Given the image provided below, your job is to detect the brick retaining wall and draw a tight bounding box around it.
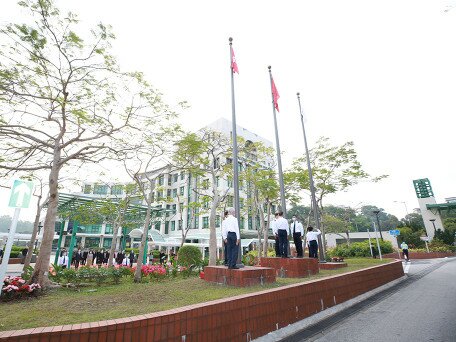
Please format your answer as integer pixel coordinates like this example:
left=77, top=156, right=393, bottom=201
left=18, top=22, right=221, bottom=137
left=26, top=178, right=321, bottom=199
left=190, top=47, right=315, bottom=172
left=383, top=252, right=455, bottom=259
left=0, top=261, right=404, bottom=342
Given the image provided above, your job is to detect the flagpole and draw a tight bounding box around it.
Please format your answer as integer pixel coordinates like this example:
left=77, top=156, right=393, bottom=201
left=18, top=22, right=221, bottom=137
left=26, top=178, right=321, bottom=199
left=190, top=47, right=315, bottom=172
left=296, top=92, right=325, bottom=262
left=268, top=66, right=287, bottom=217
left=229, top=37, right=242, bottom=265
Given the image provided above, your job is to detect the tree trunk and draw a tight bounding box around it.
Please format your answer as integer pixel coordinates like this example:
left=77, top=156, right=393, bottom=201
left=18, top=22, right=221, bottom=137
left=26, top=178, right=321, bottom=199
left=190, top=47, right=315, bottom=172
left=319, top=204, right=327, bottom=256
left=31, top=157, right=60, bottom=287
left=208, top=183, right=219, bottom=266
left=135, top=195, right=152, bottom=282
left=108, top=219, right=120, bottom=267
left=23, top=195, right=42, bottom=271
left=346, top=230, right=351, bottom=246
left=263, top=201, right=271, bottom=257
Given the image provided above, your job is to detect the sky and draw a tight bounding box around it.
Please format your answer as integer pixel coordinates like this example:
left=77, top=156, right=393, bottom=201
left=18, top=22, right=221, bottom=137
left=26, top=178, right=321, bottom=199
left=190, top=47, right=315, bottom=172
left=1, top=0, right=456, bottom=224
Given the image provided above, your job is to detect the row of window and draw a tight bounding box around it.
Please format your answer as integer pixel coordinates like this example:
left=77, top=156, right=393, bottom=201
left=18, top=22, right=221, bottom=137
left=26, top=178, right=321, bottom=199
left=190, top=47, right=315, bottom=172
left=158, top=172, right=186, bottom=186
left=83, top=184, right=124, bottom=196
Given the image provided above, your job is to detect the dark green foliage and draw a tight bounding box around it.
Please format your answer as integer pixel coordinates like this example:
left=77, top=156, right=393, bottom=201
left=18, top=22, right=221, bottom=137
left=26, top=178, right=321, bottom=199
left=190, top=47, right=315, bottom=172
left=434, top=229, right=455, bottom=246
left=177, top=245, right=202, bottom=268
left=397, top=227, right=425, bottom=248
left=328, top=240, right=393, bottom=258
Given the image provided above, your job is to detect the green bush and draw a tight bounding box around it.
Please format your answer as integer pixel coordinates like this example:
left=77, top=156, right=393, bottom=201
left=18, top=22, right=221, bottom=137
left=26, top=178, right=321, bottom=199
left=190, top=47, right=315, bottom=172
left=125, top=248, right=139, bottom=255
left=327, top=240, right=393, bottom=258
left=177, top=245, right=202, bottom=268
left=152, top=249, right=160, bottom=259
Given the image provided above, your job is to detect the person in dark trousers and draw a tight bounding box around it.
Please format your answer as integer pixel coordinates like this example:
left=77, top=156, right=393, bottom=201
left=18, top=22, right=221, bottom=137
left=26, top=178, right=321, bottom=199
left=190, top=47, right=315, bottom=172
left=103, top=250, right=110, bottom=265
left=74, top=249, right=82, bottom=269
left=96, top=250, right=103, bottom=267
left=401, top=241, right=410, bottom=262
left=271, top=213, right=280, bottom=257
left=129, top=250, right=135, bottom=268
left=274, top=212, right=289, bottom=258
left=221, top=207, right=240, bottom=269
left=290, top=215, right=304, bottom=257
left=306, top=226, right=321, bottom=259
left=82, top=250, right=88, bottom=265
left=116, top=250, right=125, bottom=265
left=223, top=210, right=229, bottom=266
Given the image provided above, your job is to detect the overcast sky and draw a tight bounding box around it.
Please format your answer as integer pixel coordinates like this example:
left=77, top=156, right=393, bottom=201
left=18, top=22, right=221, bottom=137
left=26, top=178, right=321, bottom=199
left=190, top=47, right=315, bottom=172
left=1, top=0, right=455, bottom=225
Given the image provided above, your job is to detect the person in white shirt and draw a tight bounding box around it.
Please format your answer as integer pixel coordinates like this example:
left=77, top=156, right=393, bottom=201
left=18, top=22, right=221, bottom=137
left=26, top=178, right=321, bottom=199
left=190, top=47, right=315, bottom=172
left=306, top=226, right=321, bottom=259
left=222, top=207, right=240, bottom=269
left=271, top=213, right=280, bottom=257
left=58, top=250, right=68, bottom=269
left=275, top=211, right=289, bottom=258
left=290, top=216, right=304, bottom=257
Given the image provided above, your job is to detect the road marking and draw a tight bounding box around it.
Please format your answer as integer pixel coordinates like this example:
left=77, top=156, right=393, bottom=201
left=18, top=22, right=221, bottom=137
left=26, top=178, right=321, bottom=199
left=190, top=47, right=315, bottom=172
left=403, top=263, right=411, bottom=274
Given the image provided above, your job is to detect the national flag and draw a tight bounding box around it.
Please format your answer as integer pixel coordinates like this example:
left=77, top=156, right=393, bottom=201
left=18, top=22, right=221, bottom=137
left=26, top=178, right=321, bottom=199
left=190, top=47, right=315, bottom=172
left=231, top=47, right=239, bottom=74
left=271, top=77, right=280, bottom=112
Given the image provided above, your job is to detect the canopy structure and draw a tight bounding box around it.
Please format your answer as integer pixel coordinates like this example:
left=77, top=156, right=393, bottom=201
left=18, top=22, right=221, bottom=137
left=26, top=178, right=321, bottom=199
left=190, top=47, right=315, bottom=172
left=426, top=202, right=456, bottom=215
left=53, top=193, right=166, bottom=222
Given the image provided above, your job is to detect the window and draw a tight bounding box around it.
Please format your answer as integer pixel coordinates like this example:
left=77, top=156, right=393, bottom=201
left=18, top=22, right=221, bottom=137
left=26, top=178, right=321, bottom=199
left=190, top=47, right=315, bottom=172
left=202, top=216, right=209, bottom=229
left=104, top=224, right=113, bottom=234
left=103, top=238, right=112, bottom=249
left=171, top=221, right=176, bottom=231
left=165, top=222, right=169, bottom=234
left=213, top=157, right=220, bottom=169
left=173, top=173, right=179, bottom=183
left=93, top=184, right=108, bottom=195
left=111, top=185, right=123, bottom=195
left=248, top=217, right=252, bottom=229
left=172, top=189, right=178, bottom=198
left=166, top=204, right=171, bottom=217
left=180, top=172, right=185, bottom=180
left=202, top=179, right=209, bottom=190
left=180, top=186, right=184, bottom=196
left=178, top=220, right=183, bottom=230
left=227, top=195, right=234, bottom=207
left=167, top=189, right=172, bottom=198
left=203, top=200, right=209, bottom=209
left=158, top=175, right=164, bottom=186
left=167, top=175, right=172, bottom=186
left=240, top=217, right=245, bottom=229
left=172, top=204, right=177, bottom=215
left=151, top=192, right=155, bottom=202
left=227, top=177, right=233, bottom=188
left=83, top=185, right=92, bottom=194
left=154, top=221, right=161, bottom=231
left=156, top=190, right=162, bottom=200
left=80, top=224, right=102, bottom=234
left=215, top=215, right=221, bottom=227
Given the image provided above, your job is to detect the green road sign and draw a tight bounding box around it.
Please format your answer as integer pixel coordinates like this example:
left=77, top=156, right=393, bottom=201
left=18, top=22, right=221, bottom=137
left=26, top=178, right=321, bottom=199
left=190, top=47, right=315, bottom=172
left=8, top=180, right=34, bottom=209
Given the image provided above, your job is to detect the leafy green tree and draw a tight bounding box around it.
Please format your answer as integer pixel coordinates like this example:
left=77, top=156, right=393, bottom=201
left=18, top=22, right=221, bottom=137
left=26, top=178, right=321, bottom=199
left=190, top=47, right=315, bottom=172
left=284, top=137, right=387, bottom=252
left=172, top=130, right=233, bottom=266
left=397, top=227, right=425, bottom=248
left=401, top=212, right=425, bottom=232
left=0, top=0, right=174, bottom=286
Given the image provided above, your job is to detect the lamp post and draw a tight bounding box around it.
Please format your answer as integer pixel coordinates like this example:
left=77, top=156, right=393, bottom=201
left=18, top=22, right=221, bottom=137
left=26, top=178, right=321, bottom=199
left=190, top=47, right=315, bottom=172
left=429, top=219, right=437, bottom=233
left=394, top=200, right=410, bottom=227
left=372, top=210, right=384, bottom=240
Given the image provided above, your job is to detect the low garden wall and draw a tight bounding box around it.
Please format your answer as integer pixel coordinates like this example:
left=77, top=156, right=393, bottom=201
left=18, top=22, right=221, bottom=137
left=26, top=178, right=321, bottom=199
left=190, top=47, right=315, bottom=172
left=383, top=252, right=455, bottom=259
left=0, top=260, right=404, bottom=342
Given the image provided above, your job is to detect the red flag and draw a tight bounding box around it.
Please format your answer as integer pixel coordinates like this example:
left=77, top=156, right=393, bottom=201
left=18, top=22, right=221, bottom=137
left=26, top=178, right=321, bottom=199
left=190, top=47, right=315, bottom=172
left=231, top=47, right=239, bottom=74
left=271, top=77, right=280, bottom=112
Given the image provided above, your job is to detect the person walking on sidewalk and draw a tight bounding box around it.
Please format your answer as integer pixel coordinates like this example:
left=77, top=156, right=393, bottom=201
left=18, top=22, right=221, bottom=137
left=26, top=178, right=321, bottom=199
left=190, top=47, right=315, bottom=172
left=290, top=216, right=304, bottom=257
left=222, top=207, right=240, bottom=269
left=401, top=241, right=410, bottom=262
left=306, top=226, right=321, bottom=259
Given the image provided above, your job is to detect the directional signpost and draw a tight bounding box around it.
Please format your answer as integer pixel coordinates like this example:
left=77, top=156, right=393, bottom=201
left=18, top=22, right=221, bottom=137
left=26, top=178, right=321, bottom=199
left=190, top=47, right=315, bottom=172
left=0, top=180, right=34, bottom=295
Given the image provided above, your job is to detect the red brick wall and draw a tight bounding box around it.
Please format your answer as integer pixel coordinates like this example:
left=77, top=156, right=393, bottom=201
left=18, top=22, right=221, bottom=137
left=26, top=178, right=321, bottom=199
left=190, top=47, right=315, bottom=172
left=259, top=257, right=319, bottom=277
left=383, top=252, right=455, bottom=259
left=7, top=258, right=21, bottom=265
left=0, top=261, right=404, bottom=342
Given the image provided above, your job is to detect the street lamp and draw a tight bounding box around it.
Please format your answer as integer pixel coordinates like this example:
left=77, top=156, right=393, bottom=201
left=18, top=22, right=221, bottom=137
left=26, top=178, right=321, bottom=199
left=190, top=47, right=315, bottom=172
left=429, top=219, right=437, bottom=233
left=372, top=210, right=384, bottom=240
left=394, top=201, right=410, bottom=227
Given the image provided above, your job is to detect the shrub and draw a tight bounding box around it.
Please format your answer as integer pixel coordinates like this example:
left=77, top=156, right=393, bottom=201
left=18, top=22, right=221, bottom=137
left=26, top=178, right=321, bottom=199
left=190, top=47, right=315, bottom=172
left=152, top=249, right=161, bottom=259
left=177, top=245, right=202, bottom=268
left=125, top=248, right=139, bottom=255
left=1, top=276, right=41, bottom=301
left=327, top=240, right=393, bottom=258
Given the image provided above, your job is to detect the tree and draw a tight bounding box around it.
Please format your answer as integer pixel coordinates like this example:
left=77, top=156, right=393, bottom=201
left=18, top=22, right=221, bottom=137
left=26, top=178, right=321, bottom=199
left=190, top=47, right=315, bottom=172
left=401, top=212, right=425, bottom=231
left=172, top=130, right=233, bottom=266
left=0, top=0, right=174, bottom=286
left=285, top=137, right=387, bottom=253
left=241, top=142, right=280, bottom=257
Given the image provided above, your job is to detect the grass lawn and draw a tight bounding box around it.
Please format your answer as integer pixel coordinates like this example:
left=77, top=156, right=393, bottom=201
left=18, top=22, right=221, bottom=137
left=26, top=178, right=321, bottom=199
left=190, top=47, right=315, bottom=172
left=0, top=258, right=391, bottom=331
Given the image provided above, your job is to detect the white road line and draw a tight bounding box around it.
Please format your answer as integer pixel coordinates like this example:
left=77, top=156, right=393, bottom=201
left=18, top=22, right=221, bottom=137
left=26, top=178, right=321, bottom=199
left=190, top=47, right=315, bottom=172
left=403, top=263, right=411, bottom=274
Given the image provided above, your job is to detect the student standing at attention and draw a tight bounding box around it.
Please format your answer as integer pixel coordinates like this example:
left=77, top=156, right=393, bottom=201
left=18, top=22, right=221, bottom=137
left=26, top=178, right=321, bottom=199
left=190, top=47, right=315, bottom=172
left=222, top=207, right=240, bottom=269
left=275, top=212, right=289, bottom=258
left=306, top=226, right=321, bottom=259
left=290, top=215, right=304, bottom=257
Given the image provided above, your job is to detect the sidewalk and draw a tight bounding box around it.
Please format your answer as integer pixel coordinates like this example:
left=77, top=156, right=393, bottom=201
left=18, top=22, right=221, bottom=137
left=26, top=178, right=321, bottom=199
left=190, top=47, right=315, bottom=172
left=3, top=254, right=56, bottom=276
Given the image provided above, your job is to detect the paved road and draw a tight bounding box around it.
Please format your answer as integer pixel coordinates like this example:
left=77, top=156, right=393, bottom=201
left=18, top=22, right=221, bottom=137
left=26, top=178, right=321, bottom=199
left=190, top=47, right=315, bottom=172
left=305, top=258, right=456, bottom=342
